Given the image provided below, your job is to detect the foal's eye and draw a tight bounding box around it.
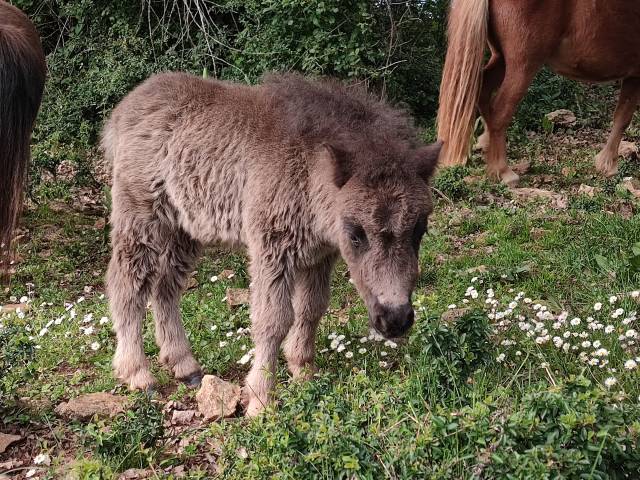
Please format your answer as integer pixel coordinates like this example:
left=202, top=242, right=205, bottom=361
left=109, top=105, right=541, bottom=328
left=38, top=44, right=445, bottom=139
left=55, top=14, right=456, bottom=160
left=347, top=224, right=368, bottom=250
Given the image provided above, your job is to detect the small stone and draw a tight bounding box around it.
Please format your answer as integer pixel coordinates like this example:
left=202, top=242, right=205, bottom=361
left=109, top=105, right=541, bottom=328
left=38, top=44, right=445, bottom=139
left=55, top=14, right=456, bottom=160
left=545, top=109, right=576, bottom=126
left=236, top=447, right=249, bottom=459
left=226, top=288, right=249, bottom=307
left=0, top=433, right=22, bottom=454
left=171, top=409, right=197, bottom=425
left=55, top=392, right=130, bottom=421
left=196, top=375, right=241, bottom=421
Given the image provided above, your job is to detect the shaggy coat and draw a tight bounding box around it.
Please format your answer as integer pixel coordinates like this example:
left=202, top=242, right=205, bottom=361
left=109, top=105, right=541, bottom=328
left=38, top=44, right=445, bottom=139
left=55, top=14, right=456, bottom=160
left=437, top=0, right=640, bottom=185
left=0, top=1, right=46, bottom=273
left=102, top=72, right=441, bottom=415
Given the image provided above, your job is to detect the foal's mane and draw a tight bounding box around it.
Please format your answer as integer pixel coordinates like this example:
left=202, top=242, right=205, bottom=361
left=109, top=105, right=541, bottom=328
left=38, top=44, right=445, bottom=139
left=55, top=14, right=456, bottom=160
left=263, top=73, right=419, bottom=158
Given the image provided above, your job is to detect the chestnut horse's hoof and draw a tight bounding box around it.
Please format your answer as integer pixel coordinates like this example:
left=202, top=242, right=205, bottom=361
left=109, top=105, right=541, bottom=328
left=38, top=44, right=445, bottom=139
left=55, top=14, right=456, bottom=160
left=595, top=152, right=619, bottom=177
left=500, top=169, right=520, bottom=187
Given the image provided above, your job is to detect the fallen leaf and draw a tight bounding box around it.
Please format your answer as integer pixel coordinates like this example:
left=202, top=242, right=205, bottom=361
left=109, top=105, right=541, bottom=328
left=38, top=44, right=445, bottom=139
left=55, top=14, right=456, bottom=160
left=621, top=177, right=640, bottom=198
left=577, top=184, right=600, bottom=198
left=619, top=141, right=638, bottom=158
left=0, top=433, right=22, bottom=454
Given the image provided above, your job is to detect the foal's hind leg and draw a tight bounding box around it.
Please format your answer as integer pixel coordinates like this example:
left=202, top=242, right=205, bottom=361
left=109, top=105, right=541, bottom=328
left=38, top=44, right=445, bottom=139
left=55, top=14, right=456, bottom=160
left=108, top=224, right=159, bottom=390
left=151, top=229, right=203, bottom=386
left=284, top=255, right=336, bottom=380
left=595, top=78, right=640, bottom=177
left=481, top=63, right=539, bottom=186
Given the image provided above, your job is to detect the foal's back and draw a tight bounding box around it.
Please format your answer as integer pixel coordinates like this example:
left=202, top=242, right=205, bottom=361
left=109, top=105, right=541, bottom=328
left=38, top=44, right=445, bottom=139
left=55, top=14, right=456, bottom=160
left=103, top=73, right=266, bottom=247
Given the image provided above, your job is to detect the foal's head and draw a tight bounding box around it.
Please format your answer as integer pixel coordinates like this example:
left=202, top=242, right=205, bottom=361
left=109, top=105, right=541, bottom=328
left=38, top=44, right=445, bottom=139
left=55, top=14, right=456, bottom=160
left=325, top=141, right=442, bottom=338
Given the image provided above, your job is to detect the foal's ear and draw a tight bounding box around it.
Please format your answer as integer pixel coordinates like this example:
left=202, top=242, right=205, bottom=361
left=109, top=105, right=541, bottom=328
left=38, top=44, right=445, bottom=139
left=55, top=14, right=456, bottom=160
left=323, top=143, right=353, bottom=188
left=411, top=140, right=443, bottom=182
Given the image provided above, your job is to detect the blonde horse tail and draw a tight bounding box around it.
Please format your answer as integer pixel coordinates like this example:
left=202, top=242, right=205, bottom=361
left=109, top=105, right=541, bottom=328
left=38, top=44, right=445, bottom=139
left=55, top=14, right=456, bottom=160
left=436, top=0, right=489, bottom=167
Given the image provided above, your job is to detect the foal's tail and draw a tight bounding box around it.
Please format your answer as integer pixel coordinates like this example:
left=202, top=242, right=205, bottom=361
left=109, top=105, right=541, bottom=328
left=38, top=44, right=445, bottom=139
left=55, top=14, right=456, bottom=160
left=0, top=8, right=46, bottom=272
left=436, top=0, right=489, bottom=167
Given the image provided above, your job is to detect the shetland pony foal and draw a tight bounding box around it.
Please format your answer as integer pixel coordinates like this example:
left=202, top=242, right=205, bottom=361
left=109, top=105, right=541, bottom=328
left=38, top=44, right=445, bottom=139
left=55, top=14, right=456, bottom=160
left=103, top=73, right=441, bottom=415
left=437, top=0, right=640, bottom=185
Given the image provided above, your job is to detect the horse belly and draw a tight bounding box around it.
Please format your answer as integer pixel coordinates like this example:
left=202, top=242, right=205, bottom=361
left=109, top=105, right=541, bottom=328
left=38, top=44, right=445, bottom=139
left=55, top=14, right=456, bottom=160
left=549, top=44, right=640, bottom=83
left=548, top=3, right=640, bottom=82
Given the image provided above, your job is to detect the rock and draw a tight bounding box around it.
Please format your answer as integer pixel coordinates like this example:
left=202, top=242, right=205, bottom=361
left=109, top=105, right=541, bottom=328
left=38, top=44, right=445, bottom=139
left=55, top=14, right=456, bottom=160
left=0, top=303, right=30, bottom=315
left=545, top=109, right=576, bottom=126
left=226, top=288, right=249, bottom=307
left=621, top=177, right=640, bottom=198
left=0, top=433, right=21, bottom=454
left=196, top=375, right=241, bottom=420
left=55, top=392, right=130, bottom=421
left=577, top=184, right=600, bottom=198
left=619, top=140, right=638, bottom=158
left=511, top=188, right=568, bottom=210
left=171, top=409, right=197, bottom=425
left=187, top=276, right=199, bottom=290
left=441, top=308, right=471, bottom=324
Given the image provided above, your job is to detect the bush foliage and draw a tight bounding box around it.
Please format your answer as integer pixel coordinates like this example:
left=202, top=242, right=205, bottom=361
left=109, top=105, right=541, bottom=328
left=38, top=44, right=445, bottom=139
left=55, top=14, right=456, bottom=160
left=14, top=0, right=603, bottom=185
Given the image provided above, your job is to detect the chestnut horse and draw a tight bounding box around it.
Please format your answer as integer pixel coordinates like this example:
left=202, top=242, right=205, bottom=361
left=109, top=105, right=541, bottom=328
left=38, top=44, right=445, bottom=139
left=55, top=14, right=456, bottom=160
left=0, top=1, right=46, bottom=271
left=437, top=0, right=640, bottom=185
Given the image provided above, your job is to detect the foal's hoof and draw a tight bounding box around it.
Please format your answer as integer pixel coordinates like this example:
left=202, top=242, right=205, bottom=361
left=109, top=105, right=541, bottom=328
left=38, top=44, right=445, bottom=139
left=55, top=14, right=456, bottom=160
left=180, top=372, right=203, bottom=388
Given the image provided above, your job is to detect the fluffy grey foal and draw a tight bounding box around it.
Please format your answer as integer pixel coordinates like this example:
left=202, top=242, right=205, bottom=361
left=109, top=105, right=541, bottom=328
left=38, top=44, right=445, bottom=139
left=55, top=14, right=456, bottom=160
left=102, top=72, right=441, bottom=416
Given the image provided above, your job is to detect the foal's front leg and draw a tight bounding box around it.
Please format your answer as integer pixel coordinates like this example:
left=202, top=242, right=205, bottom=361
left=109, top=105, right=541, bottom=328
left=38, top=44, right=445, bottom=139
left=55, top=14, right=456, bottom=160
left=244, top=258, right=295, bottom=417
left=284, top=255, right=336, bottom=380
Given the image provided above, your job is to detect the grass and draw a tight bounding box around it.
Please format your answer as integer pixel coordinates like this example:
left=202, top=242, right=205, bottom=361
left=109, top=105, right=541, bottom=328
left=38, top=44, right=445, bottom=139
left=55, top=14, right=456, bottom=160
left=2, top=130, right=640, bottom=479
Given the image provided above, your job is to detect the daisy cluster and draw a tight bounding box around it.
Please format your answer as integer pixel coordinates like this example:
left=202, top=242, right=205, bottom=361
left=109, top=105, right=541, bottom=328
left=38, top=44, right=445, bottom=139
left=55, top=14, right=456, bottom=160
left=318, top=330, right=400, bottom=368
left=1, top=285, right=110, bottom=353
left=457, top=276, right=640, bottom=390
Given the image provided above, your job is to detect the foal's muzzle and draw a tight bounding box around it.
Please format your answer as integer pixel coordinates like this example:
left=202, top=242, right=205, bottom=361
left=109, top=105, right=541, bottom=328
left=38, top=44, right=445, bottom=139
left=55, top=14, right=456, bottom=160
left=371, top=302, right=415, bottom=339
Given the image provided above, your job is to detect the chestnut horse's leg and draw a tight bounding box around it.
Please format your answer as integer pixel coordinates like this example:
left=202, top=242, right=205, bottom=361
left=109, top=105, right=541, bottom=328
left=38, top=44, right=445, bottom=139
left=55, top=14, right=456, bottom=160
left=595, top=78, right=640, bottom=177
left=481, top=63, right=540, bottom=186
left=283, top=254, right=336, bottom=380
left=244, top=255, right=295, bottom=417
left=476, top=54, right=506, bottom=152
left=150, top=229, right=203, bottom=386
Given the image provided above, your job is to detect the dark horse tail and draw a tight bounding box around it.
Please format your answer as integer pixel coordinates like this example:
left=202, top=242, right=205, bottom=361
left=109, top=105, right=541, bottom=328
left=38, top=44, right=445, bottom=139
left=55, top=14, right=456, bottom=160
left=0, top=2, right=46, bottom=274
